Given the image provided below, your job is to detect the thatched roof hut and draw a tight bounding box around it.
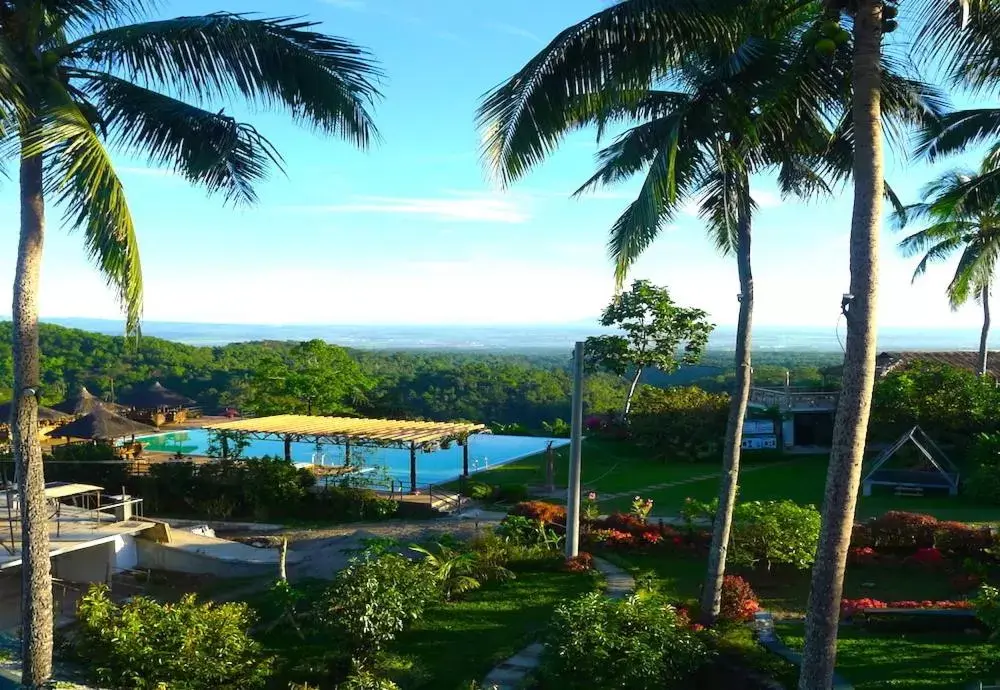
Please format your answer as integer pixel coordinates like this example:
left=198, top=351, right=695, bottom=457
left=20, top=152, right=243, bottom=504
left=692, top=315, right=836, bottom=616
left=121, top=381, right=195, bottom=410
left=0, top=402, right=71, bottom=425
left=53, top=386, right=123, bottom=416
left=48, top=406, right=156, bottom=441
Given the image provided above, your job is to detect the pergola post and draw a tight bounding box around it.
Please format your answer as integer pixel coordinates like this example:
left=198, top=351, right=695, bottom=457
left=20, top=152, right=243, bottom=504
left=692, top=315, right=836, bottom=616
left=345, top=438, right=351, bottom=466
left=284, top=435, right=292, bottom=462
left=409, top=442, right=417, bottom=494
left=462, top=440, right=469, bottom=477
left=221, top=434, right=229, bottom=460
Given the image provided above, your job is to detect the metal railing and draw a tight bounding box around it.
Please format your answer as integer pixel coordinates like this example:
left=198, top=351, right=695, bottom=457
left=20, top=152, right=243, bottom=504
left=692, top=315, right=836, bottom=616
left=749, top=387, right=840, bottom=411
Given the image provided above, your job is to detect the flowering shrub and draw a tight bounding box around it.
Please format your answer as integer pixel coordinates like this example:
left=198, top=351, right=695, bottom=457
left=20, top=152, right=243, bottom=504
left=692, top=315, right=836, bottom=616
left=638, top=529, right=663, bottom=545
left=847, top=546, right=879, bottom=566
left=510, top=501, right=566, bottom=530
left=719, top=575, right=760, bottom=622
left=933, top=521, right=995, bottom=558
left=582, top=492, right=601, bottom=521
left=540, top=592, right=712, bottom=690
left=631, top=496, right=654, bottom=522
left=906, top=547, right=945, bottom=567
left=840, top=597, right=973, bottom=620
left=589, top=529, right=636, bottom=547
left=564, top=552, right=594, bottom=573
left=599, top=512, right=648, bottom=532
left=867, top=511, right=939, bottom=550
left=850, top=522, right=873, bottom=548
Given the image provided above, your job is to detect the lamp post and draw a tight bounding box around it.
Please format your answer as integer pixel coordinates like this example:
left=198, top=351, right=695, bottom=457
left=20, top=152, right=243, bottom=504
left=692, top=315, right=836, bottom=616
left=566, top=341, right=584, bottom=558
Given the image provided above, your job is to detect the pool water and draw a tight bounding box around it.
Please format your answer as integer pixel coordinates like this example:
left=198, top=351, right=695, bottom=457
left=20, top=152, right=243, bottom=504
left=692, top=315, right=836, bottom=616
left=134, top=429, right=568, bottom=485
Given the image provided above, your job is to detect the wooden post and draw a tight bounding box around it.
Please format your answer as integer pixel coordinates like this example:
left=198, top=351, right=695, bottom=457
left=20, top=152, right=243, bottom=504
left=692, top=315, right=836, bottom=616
left=545, top=441, right=555, bottom=493
left=566, top=341, right=584, bottom=558
left=345, top=438, right=351, bottom=466
left=462, top=440, right=469, bottom=477
left=221, top=434, right=229, bottom=460
left=284, top=435, right=292, bottom=462
left=410, top=442, right=417, bottom=494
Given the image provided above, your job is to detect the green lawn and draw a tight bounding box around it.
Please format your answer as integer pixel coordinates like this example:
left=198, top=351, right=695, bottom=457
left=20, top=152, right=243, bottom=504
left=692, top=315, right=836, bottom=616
left=470, top=439, right=1000, bottom=522
left=778, top=624, right=994, bottom=688
left=383, top=569, right=600, bottom=689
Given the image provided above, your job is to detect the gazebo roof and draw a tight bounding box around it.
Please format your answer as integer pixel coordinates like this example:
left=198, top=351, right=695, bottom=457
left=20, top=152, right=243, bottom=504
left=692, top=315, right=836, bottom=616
left=204, top=414, right=485, bottom=447
left=0, top=402, right=70, bottom=424
left=53, top=386, right=123, bottom=416
left=49, top=406, right=157, bottom=441
left=120, top=381, right=195, bottom=410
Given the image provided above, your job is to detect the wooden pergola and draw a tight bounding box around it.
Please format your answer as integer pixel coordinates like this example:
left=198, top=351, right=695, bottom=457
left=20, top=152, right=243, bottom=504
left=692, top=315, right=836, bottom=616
left=204, top=415, right=486, bottom=493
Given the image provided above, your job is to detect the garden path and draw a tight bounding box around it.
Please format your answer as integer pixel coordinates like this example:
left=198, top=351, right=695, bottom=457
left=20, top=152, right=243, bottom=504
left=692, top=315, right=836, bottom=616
left=480, top=557, right=635, bottom=690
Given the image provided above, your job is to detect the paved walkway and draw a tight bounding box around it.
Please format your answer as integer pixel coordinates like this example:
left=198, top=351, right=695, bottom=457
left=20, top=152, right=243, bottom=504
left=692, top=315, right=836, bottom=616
left=594, top=459, right=796, bottom=504
left=480, top=556, right=635, bottom=690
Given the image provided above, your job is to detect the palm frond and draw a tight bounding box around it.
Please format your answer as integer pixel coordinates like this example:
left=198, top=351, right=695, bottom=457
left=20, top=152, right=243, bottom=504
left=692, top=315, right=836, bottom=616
left=476, top=0, right=737, bottom=187
left=75, top=70, right=282, bottom=205
left=916, top=108, right=1000, bottom=160
left=23, top=99, right=143, bottom=335
left=65, top=12, right=381, bottom=146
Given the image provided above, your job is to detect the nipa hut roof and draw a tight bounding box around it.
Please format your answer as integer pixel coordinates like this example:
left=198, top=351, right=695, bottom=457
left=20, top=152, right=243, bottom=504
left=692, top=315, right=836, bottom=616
left=121, top=381, right=195, bottom=410
left=48, top=406, right=157, bottom=441
left=0, top=401, right=70, bottom=424
left=53, top=386, right=124, bottom=416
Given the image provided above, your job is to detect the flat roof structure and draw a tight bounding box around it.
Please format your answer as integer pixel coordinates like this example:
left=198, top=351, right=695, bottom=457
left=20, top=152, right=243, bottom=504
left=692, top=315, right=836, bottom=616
left=205, top=415, right=487, bottom=492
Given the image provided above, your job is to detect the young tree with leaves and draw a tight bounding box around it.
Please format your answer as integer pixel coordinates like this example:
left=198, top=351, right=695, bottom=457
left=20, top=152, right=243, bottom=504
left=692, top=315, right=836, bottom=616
left=0, top=3, right=380, bottom=685
left=584, top=280, right=712, bottom=420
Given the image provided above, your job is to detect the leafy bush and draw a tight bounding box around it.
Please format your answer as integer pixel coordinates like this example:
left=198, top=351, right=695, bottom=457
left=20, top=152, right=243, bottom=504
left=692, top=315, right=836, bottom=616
left=539, top=592, right=712, bottom=689
left=629, top=386, right=730, bottom=461
left=463, top=480, right=493, bottom=499
left=338, top=667, right=400, bottom=690
left=934, top=521, right=994, bottom=558
left=564, top=552, right=594, bottom=573
left=410, top=541, right=514, bottom=600
left=867, top=511, right=939, bottom=551
left=509, top=501, right=566, bottom=529
left=719, top=575, right=760, bottom=622
left=75, top=585, right=271, bottom=689
left=317, top=550, right=439, bottom=661
left=729, top=500, right=821, bottom=570
left=497, top=515, right=563, bottom=550
left=494, top=483, right=529, bottom=504
left=966, top=433, right=1000, bottom=505
left=974, top=584, right=1000, bottom=637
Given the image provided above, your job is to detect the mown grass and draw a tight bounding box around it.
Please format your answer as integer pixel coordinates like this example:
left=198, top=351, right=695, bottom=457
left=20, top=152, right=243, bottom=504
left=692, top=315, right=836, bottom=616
left=470, top=438, right=1000, bottom=522
left=383, top=569, right=600, bottom=690
left=778, top=623, right=994, bottom=688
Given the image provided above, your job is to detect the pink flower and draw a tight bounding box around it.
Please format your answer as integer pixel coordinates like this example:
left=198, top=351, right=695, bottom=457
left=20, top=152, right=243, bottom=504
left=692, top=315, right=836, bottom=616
left=634, top=495, right=640, bottom=501
left=587, top=492, right=597, bottom=500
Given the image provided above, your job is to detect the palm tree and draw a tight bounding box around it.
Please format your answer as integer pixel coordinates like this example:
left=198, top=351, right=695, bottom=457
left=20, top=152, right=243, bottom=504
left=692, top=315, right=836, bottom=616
left=799, top=0, right=969, bottom=686
left=1, top=3, right=380, bottom=685
left=478, top=0, right=855, bottom=625
left=894, top=167, right=1000, bottom=375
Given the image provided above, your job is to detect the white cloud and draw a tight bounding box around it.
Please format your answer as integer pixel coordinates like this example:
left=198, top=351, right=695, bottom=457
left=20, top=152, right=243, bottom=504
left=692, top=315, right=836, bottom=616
left=285, top=193, right=529, bottom=223
left=752, top=189, right=782, bottom=208
left=490, top=23, right=542, bottom=43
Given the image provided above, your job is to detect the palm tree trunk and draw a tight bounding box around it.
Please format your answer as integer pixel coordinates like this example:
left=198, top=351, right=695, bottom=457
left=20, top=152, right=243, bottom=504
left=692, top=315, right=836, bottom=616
left=980, top=287, right=990, bottom=376
left=799, top=3, right=883, bottom=688
left=623, top=367, right=643, bottom=420
left=14, top=150, right=54, bottom=687
left=700, top=173, right=753, bottom=625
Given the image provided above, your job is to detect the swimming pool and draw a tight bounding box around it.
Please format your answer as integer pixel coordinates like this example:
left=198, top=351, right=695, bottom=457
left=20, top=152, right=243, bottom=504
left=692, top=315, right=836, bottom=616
left=134, top=429, right=568, bottom=485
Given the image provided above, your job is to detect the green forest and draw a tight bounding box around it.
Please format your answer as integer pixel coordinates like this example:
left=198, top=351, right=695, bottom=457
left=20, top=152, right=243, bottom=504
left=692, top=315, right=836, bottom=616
left=0, top=322, right=844, bottom=429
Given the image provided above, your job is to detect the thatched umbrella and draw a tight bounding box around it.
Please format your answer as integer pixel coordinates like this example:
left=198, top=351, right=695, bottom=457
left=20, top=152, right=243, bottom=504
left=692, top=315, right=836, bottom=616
left=53, top=386, right=123, bottom=416
left=0, top=401, right=70, bottom=425
left=121, top=381, right=195, bottom=410
left=48, top=406, right=157, bottom=441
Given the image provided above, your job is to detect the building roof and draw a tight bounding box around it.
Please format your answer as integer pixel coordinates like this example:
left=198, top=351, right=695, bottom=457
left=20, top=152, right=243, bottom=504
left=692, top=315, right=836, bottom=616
left=204, top=414, right=486, bottom=446
left=48, top=406, right=157, bottom=441
left=53, top=386, right=125, bottom=416
left=0, top=401, right=70, bottom=424
left=120, top=381, right=195, bottom=410
left=876, top=351, right=1000, bottom=379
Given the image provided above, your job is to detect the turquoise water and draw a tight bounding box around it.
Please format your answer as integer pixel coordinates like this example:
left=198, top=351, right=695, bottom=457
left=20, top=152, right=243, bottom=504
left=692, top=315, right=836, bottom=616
left=135, top=429, right=568, bottom=485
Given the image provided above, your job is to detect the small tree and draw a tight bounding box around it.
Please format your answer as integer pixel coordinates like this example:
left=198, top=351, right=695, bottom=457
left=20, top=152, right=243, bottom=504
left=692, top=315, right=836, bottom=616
left=585, top=280, right=713, bottom=420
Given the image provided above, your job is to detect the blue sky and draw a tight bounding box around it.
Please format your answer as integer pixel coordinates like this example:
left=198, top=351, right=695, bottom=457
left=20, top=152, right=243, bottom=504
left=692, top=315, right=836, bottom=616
left=0, top=0, right=994, bottom=335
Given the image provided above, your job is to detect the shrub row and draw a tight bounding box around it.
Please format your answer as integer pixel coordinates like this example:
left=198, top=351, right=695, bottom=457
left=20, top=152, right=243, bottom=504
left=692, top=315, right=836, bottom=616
left=852, top=511, right=994, bottom=557
left=840, top=597, right=974, bottom=620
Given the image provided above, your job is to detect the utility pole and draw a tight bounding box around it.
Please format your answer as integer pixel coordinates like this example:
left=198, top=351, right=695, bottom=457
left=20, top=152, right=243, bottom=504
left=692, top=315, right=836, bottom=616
left=566, top=341, right=584, bottom=558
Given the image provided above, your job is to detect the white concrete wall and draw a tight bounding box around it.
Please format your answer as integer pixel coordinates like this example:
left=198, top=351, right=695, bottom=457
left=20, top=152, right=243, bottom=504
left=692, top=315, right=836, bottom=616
left=782, top=419, right=795, bottom=448
left=113, top=534, right=138, bottom=572
left=52, top=543, right=113, bottom=583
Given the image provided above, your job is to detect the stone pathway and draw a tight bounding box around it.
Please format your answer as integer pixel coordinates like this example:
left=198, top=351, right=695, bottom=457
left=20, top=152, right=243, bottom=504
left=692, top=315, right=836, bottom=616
left=480, top=556, right=635, bottom=690
left=594, top=460, right=796, bottom=504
